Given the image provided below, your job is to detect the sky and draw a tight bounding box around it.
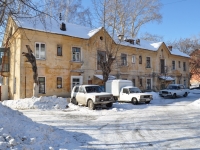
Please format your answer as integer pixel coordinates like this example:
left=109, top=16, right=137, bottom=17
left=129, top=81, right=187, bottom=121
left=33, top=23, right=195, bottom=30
left=82, top=0, right=200, bottom=42
left=1, top=90, right=200, bottom=149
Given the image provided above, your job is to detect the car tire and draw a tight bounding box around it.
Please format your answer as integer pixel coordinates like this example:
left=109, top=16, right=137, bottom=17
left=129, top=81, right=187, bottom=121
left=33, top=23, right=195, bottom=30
left=172, top=93, right=176, bottom=99
left=106, top=102, right=113, bottom=108
left=183, top=92, right=188, bottom=97
left=145, top=101, right=150, bottom=104
left=132, top=98, right=138, bottom=105
left=88, top=100, right=95, bottom=110
left=71, top=97, right=78, bottom=105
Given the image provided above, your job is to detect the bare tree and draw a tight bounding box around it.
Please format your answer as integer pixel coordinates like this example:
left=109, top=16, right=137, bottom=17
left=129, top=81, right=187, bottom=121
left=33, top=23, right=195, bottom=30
left=190, top=49, right=200, bottom=82
left=167, top=37, right=200, bottom=55
left=43, top=0, right=93, bottom=28
left=92, top=0, right=162, bottom=38
left=140, top=32, right=163, bottom=42
left=22, top=45, right=38, bottom=97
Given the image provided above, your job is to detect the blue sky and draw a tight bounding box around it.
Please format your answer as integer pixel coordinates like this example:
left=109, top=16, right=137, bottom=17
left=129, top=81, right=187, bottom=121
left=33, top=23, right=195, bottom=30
left=82, top=0, right=200, bottom=42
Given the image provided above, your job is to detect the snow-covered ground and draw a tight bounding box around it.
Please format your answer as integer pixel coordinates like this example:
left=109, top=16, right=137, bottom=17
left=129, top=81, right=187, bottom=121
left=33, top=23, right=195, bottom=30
left=1, top=90, right=200, bottom=150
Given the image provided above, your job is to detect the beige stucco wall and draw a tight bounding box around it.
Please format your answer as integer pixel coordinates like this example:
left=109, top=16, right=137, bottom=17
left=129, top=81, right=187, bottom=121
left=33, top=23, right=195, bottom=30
left=5, top=19, right=190, bottom=99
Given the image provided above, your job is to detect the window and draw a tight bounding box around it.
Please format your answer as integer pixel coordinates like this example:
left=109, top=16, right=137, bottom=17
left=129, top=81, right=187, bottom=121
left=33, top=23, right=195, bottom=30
left=132, top=55, right=135, bottom=63
left=139, top=56, right=142, bottom=64
left=35, top=43, right=45, bottom=59
left=121, top=53, right=127, bottom=66
left=160, top=59, right=165, bottom=73
left=146, top=57, right=151, bottom=68
left=72, top=47, right=81, bottom=61
left=57, top=45, right=62, bottom=56
left=172, top=60, right=175, bottom=70
left=146, top=79, right=151, bottom=90
left=140, top=78, right=142, bottom=86
left=178, top=61, right=181, bottom=68
left=184, top=79, right=187, bottom=87
left=183, top=62, right=186, bottom=71
left=123, top=88, right=129, bottom=94
left=57, top=77, right=62, bottom=88
left=132, top=79, right=135, bottom=86
left=97, top=50, right=106, bottom=70
left=71, top=76, right=83, bottom=90
left=38, top=77, right=45, bottom=94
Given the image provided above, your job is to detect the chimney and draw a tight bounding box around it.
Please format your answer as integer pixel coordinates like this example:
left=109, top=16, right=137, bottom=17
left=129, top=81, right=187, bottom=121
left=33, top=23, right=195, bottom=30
left=60, top=22, right=66, bottom=31
left=136, top=39, right=140, bottom=45
left=168, top=46, right=172, bottom=51
left=118, top=34, right=124, bottom=41
left=125, top=39, right=135, bottom=44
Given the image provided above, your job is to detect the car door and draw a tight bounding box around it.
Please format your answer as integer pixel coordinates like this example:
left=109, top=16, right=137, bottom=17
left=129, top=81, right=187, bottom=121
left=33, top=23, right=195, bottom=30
left=76, top=86, right=87, bottom=105
left=120, top=88, right=130, bottom=101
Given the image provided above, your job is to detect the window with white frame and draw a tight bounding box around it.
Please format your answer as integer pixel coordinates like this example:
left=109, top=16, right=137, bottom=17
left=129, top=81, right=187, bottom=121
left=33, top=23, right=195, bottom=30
left=71, top=76, right=83, bottom=90
left=35, top=43, right=46, bottom=59
left=38, top=77, right=45, bottom=94
left=57, top=77, right=62, bottom=88
left=132, top=55, right=135, bottom=63
left=72, top=47, right=81, bottom=61
left=146, top=57, right=151, bottom=68
left=121, top=53, right=127, bottom=66
left=172, top=60, right=175, bottom=70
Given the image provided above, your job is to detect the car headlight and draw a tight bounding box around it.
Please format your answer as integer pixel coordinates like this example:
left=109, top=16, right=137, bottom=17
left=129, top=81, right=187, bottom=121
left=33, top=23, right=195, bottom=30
left=95, top=96, right=100, bottom=102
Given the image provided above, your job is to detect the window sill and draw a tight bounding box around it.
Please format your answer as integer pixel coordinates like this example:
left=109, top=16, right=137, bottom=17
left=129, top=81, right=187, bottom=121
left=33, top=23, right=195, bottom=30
left=70, top=60, right=84, bottom=64
left=39, top=93, right=46, bottom=94
left=36, top=58, right=46, bottom=60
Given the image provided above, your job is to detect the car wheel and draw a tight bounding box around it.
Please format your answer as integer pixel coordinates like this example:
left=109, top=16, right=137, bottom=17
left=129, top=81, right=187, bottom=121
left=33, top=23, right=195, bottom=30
left=183, top=92, right=188, bottom=97
left=88, top=100, right=95, bottom=110
left=145, top=101, right=150, bottom=104
left=132, top=98, right=138, bottom=105
left=106, top=102, right=113, bottom=108
left=71, top=97, right=78, bottom=105
left=172, top=93, right=176, bottom=99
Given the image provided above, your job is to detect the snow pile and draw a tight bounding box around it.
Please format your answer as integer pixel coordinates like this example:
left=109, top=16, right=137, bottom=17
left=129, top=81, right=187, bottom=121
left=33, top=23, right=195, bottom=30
left=0, top=103, right=77, bottom=149
left=2, top=96, right=68, bottom=110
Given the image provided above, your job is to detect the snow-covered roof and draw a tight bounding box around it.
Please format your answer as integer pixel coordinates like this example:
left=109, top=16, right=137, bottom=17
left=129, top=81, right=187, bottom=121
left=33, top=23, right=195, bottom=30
left=94, top=75, right=116, bottom=80
left=170, top=48, right=190, bottom=58
left=14, top=17, right=101, bottom=39
left=12, top=17, right=190, bottom=58
left=159, top=76, right=175, bottom=81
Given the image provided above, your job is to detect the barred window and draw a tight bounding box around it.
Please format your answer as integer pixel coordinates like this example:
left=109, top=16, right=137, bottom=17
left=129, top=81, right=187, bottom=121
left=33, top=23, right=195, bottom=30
left=121, top=53, right=127, bottom=66
left=57, top=77, right=62, bottom=88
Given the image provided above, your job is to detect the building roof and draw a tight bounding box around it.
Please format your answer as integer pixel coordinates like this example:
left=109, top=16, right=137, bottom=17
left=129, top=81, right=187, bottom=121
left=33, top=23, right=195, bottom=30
left=13, top=17, right=189, bottom=58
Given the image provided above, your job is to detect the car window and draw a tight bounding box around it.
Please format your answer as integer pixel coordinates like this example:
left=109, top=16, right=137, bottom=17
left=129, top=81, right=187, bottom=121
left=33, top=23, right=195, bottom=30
left=123, top=88, right=129, bottom=94
left=79, top=87, right=85, bottom=93
left=85, top=86, right=102, bottom=93
left=74, top=87, right=79, bottom=92
left=129, top=88, right=141, bottom=93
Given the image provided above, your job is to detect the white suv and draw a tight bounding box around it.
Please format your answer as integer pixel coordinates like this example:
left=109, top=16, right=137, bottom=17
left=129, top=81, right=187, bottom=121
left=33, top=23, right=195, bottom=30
left=71, top=85, right=114, bottom=110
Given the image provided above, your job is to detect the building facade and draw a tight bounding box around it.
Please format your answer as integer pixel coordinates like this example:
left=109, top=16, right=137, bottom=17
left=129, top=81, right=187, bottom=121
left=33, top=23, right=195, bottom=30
left=1, top=17, right=190, bottom=99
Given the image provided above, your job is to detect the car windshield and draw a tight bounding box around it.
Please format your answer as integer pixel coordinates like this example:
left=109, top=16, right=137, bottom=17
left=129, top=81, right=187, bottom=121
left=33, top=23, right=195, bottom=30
left=167, top=85, right=178, bottom=89
left=85, top=86, right=103, bottom=93
left=129, top=88, right=141, bottom=93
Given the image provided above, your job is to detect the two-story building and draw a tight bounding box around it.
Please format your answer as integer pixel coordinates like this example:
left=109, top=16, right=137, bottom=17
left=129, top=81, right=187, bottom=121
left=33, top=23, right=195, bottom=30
left=1, top=16, right=190, bottom=99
